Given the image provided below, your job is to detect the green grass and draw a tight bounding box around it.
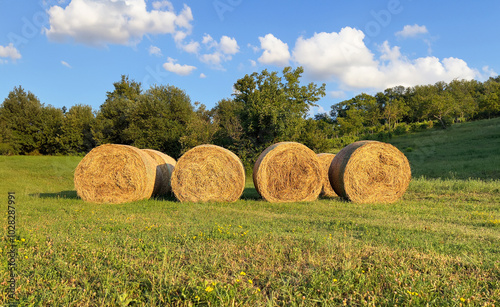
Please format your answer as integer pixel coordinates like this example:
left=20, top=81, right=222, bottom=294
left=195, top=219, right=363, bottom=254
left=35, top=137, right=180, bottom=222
left=1, top=119, right=500, bottom=306
left=389, top=117, right=500, bottom=180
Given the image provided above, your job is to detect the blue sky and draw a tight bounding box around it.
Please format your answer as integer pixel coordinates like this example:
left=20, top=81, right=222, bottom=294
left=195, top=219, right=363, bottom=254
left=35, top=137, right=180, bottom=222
left=1, top=0, right=499, bottom=115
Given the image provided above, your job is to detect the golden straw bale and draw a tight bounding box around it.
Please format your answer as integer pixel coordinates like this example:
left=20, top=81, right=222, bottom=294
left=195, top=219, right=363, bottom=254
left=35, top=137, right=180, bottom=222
left=170, top=144, right=245, bottom=202
left=74, top=144, right=156, bottom=204
left=317, top=153, right=337, bottom=197
left=329, top=140, right=411, bottom=204
left=142, top=149, right=176, bottom=196
left=253, top=142, right=322, bottom=203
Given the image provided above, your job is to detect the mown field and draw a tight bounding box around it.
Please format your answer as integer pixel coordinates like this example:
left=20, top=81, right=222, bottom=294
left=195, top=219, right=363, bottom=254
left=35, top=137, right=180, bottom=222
left=1, top=118, right=500, bottom=306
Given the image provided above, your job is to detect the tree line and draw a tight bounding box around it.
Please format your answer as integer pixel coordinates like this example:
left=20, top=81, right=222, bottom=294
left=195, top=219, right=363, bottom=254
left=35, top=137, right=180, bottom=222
left=1, top=67, right=500, bottom=169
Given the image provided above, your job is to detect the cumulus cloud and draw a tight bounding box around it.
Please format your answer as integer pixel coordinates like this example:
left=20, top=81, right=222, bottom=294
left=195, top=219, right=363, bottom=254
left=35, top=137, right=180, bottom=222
left=199, top=34, right=239, bottom=68
left=44, top=0, right=194, bottom=47
left=258, top=34, right=290, bottom=67
left=292, top=27, right=483, bottom=91
left=0, top=43, right=21, bottom=62
left=163, top=57, right=196, bottom=76
left=149, top=45, right=162, bottom=56
left=180, top=40, right=200, bottom=54
left=395, top=24, right=428, bottom=38
left=61, top=60, right=72, bottom=68
left=199, top=73, right=207, bottom=78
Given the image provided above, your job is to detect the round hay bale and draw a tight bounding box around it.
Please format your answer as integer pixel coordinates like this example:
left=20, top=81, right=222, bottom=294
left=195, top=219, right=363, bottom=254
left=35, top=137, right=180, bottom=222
left=74, top=144, right=157, bottom=204
left=317, top=153, right=337, bottom=197
left=171, top=144, right=245, bottom=202
left=329, top=140, right=411, bottom=204
left=142, top=149, right=176, bottom=196
left=253, top=142, right=322, bottom=203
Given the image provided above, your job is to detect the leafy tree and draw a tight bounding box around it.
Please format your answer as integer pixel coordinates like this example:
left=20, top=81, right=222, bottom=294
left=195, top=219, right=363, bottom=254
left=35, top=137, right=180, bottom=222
left=92, top=75, right=142, bottom=145
left=38, top=105, right=64, bottom=155
left=61, top=104, right=95, bottom=154
left=0, top=86, right=44, bottom=154
left=298, top=118, right=333, bottom=153
left=123, top=84, right=194, bottom=159
left=212, top=98, right=244, bottom=148
left=425, top=82, right=456, bottom=129
left=477, top=78, right=500, bottom=119
left=180, top=102, right=218, bottom=153
left=233, top=66, right=325, bottom=162
left=448, top=79, right=478, bottom=121
left=377, top=86, right=409, bottom=131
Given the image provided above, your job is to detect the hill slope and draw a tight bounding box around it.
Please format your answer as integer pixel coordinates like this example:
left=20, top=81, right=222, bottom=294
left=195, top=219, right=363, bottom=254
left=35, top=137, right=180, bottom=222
left=388, top=117, right=500, bottom=180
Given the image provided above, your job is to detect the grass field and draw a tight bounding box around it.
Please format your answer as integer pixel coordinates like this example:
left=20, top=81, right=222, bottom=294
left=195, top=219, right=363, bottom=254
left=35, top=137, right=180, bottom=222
left=1, top=118, right=499, bottom=306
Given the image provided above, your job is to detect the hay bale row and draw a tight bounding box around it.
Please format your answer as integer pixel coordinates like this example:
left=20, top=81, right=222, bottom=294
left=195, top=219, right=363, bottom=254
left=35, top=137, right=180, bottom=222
left=329, top=140, right=411, bottom=204
left=74, top=144, right=175, bottom=204
left=74, top=140, right=410, bottom=204
left=171, top=144, right=245, bottom=202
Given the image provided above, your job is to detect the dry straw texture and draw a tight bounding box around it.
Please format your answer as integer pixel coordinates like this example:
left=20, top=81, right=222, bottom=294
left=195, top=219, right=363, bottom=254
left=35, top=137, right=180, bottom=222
left=329, top=140, right=411, bottom=204
left=142, top=149, right=176, bottom=196
left=74, top=144, right=157, bottom=204
left=317, top=153, right=337, bottom=197
left=170, top=144, right=245, bottom=202
left=253, top=142, right=322, bottom=203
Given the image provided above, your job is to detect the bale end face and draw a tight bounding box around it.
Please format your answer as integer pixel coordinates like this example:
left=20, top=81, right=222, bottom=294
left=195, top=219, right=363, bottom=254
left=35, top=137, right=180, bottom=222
left=74, top=144, right=157, bottom=204
left=171, top=144, right=245, bottom=202
left=329, top=140, right=411, bottom=203
left=253, top=142, right=322, bottom=203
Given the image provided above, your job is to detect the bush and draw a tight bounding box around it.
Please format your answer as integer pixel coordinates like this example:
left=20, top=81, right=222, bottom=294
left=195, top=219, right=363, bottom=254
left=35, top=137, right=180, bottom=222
left=0, top=143, right=15, bottom=155
left=394, top=123, right=410, bottom=135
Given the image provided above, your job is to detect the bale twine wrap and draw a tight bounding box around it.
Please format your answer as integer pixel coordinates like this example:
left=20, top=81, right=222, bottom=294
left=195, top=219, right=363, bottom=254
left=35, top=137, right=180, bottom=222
left=170, top=144, right=245, bottom=202
left=253, top=142, right=322, bottom=203
left=74, top=144, right=157, bottom=204
left=329, top=140, right=411, bottom=204
left=141, top=149, right=176, bottom=196
left=317, top=153, right=337, bottom=197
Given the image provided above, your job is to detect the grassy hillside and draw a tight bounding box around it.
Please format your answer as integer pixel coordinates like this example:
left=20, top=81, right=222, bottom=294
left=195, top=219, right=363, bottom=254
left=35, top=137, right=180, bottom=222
left=0, top=119, right=499, bottom=306
left=388, top=117, right=500, bottom=180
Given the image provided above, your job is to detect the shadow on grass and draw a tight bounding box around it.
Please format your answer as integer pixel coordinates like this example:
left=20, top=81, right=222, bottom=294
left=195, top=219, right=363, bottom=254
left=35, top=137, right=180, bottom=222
left=241, top=186, right=261, bottom=200
left=34, top=190, right=79, bottom=199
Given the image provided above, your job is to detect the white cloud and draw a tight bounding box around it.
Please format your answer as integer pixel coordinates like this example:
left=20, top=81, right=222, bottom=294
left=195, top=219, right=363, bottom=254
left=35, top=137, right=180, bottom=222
left=248, top=43, right=260, bottom=53
left=292, top=27, right=484, bottom=91
left=219, top=36, right=239, bottom=54
left=163, top=57, right=196, bottom=76
left=148, top=45, right=162, bottom=56
left=0, top=43, right=21, bottom=62
left=200, top=34, right=239, bottom=68
left=180, top=40, right=200, bottom=54
left=249, top=59, right=257, bottom=67
left=199, top=73, right=207, bottom=78
left=293, top=27, right=376, bottom=80
left=395, top=24, right=428, bottom=38
left=44, top=0, right=194, bottom=47
left=258, top=34, right=290, bottom=67
left=61, top=60, right=72, bottom=68
left=152, top=0, right=173, bottom=11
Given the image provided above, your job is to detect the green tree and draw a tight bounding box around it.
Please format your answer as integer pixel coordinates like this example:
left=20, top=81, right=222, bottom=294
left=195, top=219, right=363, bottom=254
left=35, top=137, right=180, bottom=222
left=38, top=105, right=64, bottom=155
left=0, top=86, right=44, bottom=154
left=61, top=104, right=95, bottom=154
left=448, top=79, right=478, bottom=121
left=478, top=78, right=500, bottom=119
left=123, top=84, right=194, bottom=159
left=92, top=75, right=142, bottom=145
left=426, top=82, right=456, bottom=129
left=233, top=66, right=325, bottom=163
left=377, top=86, right=409, bottom=131
left=180, top=102, right=218, bottom=153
